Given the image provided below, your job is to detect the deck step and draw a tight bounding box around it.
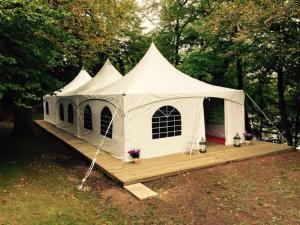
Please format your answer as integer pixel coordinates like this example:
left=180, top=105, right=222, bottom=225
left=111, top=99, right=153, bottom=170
left=35, top=120, right=293, bottom=186
left=124, top=183, right=158, bottom=200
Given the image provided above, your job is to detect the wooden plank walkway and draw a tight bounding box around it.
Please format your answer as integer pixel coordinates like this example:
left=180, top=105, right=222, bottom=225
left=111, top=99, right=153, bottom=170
left=35, top=120, right=293, bottom=186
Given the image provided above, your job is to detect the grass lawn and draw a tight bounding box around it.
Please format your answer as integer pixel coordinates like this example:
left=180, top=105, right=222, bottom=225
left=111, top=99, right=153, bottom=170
left=0, top=118, right=299, bottom=225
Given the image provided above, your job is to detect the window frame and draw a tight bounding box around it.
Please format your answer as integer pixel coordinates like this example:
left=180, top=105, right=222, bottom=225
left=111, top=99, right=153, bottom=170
left=152, top=105, right=181, bottom=139
left=45, top=101, right=49, bottom=115
left=59, top=103, right=64, bottom=121
left=67, top=104, right=74, bottom=124
left=100, top=106, right=113, bottom=138
left=83, top=105, right=93, bottom=130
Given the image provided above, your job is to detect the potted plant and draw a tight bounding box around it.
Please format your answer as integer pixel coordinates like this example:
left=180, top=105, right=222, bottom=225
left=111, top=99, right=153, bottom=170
left=128, top=148, right=141, bottom=163
left=243, top=132, right=253, bottom=146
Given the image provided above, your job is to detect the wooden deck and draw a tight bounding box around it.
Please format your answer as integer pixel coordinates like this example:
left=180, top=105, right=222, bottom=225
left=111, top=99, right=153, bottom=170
left=35, top=120, right=293, bottom=186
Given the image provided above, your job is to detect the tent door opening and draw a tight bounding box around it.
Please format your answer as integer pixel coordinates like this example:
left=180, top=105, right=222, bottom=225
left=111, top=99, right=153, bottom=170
left=204, top=97, right=225, bottom=145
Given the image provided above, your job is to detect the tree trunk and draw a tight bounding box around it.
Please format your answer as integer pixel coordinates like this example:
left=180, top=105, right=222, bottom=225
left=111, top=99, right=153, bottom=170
left=293, top=64, right=300, bottom=146
left=0, top=99, right=3, bottom=121
left=244, top=107, right=252, bottom=133
left=13, top=106, right=33, bottom=136
left=236, top=56, right=243, bottom=89
left=295, top=106, right=300, bottom=146
left=236, top=55, right=252, bottom=132
left=277, top=67, right=293, bottom=145
left=173, top=19, right=181, bottom=66
left=258, top=75, right=264, bottom=140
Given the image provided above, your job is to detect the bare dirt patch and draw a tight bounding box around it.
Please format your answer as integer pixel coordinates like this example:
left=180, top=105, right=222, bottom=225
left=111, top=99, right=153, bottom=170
left=2, top=122, right=299, bottom=225
left=90, top=151, right=300, bottom=225
left=140, top=151, right=300, bottom=225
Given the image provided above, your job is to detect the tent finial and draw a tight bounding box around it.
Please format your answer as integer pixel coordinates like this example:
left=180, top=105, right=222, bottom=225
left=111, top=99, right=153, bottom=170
left=150, top=36, right=156, bottom=46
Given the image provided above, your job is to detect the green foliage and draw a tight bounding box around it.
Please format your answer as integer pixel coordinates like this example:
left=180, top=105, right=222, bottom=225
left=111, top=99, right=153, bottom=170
left=0, top=0, right=140, bottom=108
left=181, top=0, right=299, bottom=143
left=144, top=0, right=299, bottom=144
left=108, top=14, right=152, bottom=74
left=0, top=0, right=81, bottom=107
left=0, top=0, right=299, bottom=143
left=147, top=0, right=206, bottom=65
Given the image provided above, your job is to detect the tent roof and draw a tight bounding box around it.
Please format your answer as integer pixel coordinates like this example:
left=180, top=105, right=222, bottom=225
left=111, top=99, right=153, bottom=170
left=55, top=69, right=92, bottom=96
left=65, top=60, right=122, bottom=96
left=86, top=43, right=244, bottom=104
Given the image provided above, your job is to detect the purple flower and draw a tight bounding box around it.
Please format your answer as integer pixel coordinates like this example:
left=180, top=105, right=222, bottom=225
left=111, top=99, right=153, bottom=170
left=128, top=148, right=140, bottom=158
left=243, top=132, right=253, bottom=140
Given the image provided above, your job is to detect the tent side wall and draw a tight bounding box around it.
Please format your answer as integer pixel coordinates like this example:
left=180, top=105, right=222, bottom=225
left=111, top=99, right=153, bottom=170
left=77, top=99, right=125, bottom=160
left=55, top=97, right=78, bottom=135
left=43, top=97, right=50, bottom=122
left=123, top=97, right=205, bottom=161
left=43, top=96, right=56, bottom=125
left=224, top=100, right=245, bottom=145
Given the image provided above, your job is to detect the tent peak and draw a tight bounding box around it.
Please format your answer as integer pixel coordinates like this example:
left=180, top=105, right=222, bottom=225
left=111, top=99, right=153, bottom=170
left=150, top=41, right=156, bottom=47
left=105, top=59, right=112, bottom=65
left=64, top=58, right=122, bottom=95
left=94, top=59, right=122, bottom=78
left=55, top=69, right=92, bottom=96
left=147, top=42, right=162, bottom=56
left=80, top=68, right=88, bottom=73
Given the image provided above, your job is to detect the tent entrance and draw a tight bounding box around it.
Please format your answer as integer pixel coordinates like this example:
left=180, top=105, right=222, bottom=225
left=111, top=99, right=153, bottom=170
left=204, top=98, right=225, bottom=145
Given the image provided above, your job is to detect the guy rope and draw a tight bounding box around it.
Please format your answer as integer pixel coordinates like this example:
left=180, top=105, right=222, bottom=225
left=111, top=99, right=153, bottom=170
left=77, top=101, right=121, bottom=191
left=245, top=92, right=288, bottom=144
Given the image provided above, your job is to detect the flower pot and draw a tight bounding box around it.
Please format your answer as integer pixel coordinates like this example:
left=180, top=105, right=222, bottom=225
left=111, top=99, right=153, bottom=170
left=245, top=140, right=252, bottom=146
left=132, top=158, right=141, bottom=164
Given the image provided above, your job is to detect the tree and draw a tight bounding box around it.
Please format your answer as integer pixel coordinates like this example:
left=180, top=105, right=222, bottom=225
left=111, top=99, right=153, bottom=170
left=60, top=0, right=139, bottom=69
left=146, top=0, right=208, bottom=65
left=0, top=0, right=81, bottom=134
left=197, top=0, right=300, bottom=145
left=0, top=0, right=139, bottom=134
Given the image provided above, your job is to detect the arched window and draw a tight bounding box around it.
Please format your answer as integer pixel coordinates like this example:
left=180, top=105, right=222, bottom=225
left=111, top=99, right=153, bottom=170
left=59, top=103, right=64, bottom=121
left=45, top=101, right=49, bottom=115
left=152, top=106, right=181, bottom=139
left=67, top=104, right=74, bottom=124
left=84, top=105, right=92, bottom=130
left=100, top=107, right=112, bottom=138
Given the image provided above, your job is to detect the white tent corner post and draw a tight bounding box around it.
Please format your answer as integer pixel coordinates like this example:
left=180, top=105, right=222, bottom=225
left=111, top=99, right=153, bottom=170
left=224, top=100, right=245, bottom=145
left=75, top=100, right=81, bottom=138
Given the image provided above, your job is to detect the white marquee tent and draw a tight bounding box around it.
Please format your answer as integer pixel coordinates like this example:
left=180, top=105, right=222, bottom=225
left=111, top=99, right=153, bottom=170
left=43, top=69, right=92, bottom=125
left=74, top=43, right=245, bottom=162
left=54, top=60, right=123, bottom=136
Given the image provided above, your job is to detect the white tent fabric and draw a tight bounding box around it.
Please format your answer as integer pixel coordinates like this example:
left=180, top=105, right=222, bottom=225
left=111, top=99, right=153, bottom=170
left=64, top=60, right=123, bottom=96
left=75, top=43, right=245, bottom=162
left=54, top=60, right=123, bottom=136
left=43, top=69, right=91, bottom=125
left=79, top=44, right=243, bottom=109
left=55, top=69, right=92, bottom=96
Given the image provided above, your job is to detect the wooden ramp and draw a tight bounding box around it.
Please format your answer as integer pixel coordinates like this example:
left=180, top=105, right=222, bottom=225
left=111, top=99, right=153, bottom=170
left=124, top=183, right=158, bottom=200
left=35, top=120, right=293, bottom=186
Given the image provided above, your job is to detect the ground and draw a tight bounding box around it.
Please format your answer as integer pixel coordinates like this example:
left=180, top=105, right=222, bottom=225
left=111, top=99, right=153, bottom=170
left=0, top=117, right=299, bottom=225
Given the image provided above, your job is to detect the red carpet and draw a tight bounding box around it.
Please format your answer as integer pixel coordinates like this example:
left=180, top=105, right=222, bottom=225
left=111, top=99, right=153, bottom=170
left=206, top=135, right=225, bottom=145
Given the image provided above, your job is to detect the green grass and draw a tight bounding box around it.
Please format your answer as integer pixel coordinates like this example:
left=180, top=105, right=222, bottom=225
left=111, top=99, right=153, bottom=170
left=0, top=121, right=127, bottom=225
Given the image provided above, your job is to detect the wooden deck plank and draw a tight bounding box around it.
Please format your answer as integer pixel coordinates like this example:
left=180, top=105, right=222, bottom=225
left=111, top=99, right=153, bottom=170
left=119, top=149, right=288, bottom=175
left=111, top=143, right=287, bottom=175
left=35, top=120, right=294, bottom=186
left=124, top=183, right=158, bottom=200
